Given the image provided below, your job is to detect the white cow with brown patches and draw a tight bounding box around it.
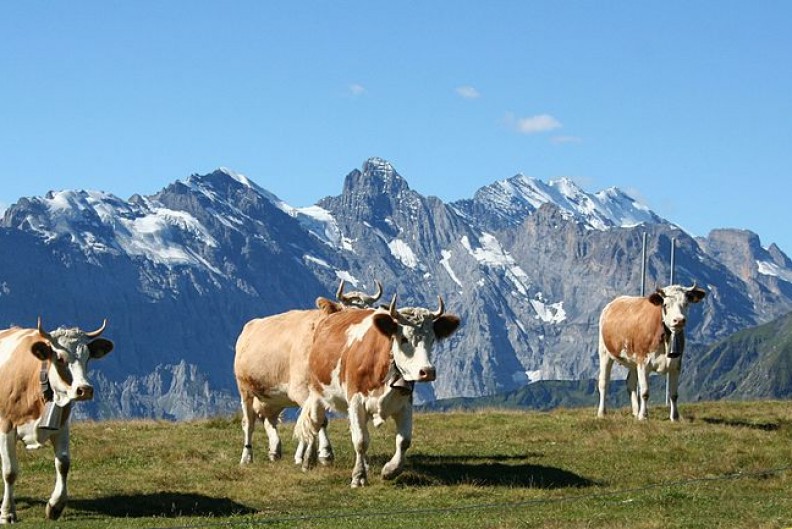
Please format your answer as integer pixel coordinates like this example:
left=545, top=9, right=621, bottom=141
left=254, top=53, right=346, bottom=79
left=0, top=319, right=113, bottom=523
left=233, top=280, right=382, bottom=466
left=295, top=296, right=460, bottom=487
left=597, top=284, right=706, bottom=421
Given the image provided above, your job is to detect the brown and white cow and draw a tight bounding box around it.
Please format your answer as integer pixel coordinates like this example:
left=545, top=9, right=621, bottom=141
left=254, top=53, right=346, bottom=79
left=0, top=318, right=113, bottom=523
left=295, top=296, right=460, bottom=487
left=233, top=280, right=382, bottom=465
left=597, top=284, right=706, bottom=421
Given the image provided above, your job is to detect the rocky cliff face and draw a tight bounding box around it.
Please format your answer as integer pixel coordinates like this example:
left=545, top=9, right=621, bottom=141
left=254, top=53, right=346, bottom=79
left=1, top=158, right=791, bottom=418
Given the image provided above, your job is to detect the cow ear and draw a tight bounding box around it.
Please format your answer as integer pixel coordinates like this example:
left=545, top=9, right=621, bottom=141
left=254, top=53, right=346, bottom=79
left=434, top=315, right=461, bottom=340
left=372, top=313, right=398, bottom=338
left=316, top=297, right=341, bottom=314
left=31, top=341, right=53, bottom=361
left=686, top=288, right=707, bottom=303
left=648, top=292, right=664, bottom=306
left=88, top=338, right=114, bottom=359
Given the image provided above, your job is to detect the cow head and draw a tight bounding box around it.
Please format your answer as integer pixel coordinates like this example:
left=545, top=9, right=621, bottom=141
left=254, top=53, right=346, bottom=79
left=31, top=318, right=114, bottom=406
left=371, top=296, right=460, bottom=382
left=649, top=284, right=707, bottom=332
left=336, top=279, right=383, bottom=309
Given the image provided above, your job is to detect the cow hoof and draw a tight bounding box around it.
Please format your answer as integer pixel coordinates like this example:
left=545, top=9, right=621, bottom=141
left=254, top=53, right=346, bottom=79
left=240, top=453, right=253, bottom=465
left=45, top=502, right=65, bottom=520
left=350, top=477, right=368, bottom=488
left=318, top=456, right=334, bottom=466
left=0, top=513, right=17, bottom=524
left=268, top=452, right=282, bottom=462
left=381, top=463, right=403, bottom=481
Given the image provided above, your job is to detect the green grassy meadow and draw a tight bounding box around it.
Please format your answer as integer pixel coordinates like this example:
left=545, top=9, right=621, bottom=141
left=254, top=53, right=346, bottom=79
left=9, top=401, right=792, bottom=528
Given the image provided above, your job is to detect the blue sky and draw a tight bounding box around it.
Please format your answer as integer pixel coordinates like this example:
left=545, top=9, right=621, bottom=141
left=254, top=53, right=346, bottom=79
left=3, top=3, right=792, bottom=254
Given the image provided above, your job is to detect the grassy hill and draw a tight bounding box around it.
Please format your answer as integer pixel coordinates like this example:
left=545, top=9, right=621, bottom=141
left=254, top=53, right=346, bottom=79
left=10, top=401, right=792, bottom=528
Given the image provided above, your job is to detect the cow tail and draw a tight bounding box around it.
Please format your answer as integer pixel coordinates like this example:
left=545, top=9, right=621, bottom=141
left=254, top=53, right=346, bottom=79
left=294, top=394, right=323, bottom=469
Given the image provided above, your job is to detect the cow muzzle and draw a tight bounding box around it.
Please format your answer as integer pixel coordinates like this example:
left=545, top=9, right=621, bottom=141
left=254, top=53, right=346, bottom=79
left=74, top=385, right=94, bottom=401
left=418, top=367, right=436, bottom=382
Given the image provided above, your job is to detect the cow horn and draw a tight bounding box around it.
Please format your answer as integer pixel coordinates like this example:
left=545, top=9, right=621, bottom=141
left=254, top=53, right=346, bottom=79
left=431, top=296, right=445, bottom=320
left=389, top=295, right=398, bottom=318
left=37, top=316, right=51, bottom=339
left=336, top=279, right=346, bottom=300
left=85, top=319, right=107, bottom=338
left=370, top=280, right=383, bottom=302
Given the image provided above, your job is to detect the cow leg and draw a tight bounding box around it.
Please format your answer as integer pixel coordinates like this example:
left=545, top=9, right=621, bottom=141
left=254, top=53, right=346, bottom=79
left=317, top=416, right=334, bottom=464
left=637, top=364, right=650, bottom=420
left=381, top=404, right=412, bottom=481
left=668, top=364, right=681, bottom=421
left=261, top=409, right=283, bottom=462
left=0, top=427, right=18, bottom=524
left=597, top=353, right=613, bottom=418
left=239, top=394, right=256, bottom=465
left=626, top=367, right=639, bottom=417
left=296, top=395, right=325, bottom=471
left=348, top=396, right=370, bottom=488
left=45, top=425, right=70, bottom=520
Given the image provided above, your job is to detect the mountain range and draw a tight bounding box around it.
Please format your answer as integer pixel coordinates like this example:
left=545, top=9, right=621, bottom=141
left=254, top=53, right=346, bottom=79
left=1, top=157, right=791, bottom=419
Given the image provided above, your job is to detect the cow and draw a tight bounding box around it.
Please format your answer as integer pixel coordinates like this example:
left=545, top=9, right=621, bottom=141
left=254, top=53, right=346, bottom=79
left=233, top=280, right=382, bottom=466
left=597, top=284, right=707, bottom=421
left=295, top=296, right=460, bottom=487
left=0, top=318, right=113, bottom=523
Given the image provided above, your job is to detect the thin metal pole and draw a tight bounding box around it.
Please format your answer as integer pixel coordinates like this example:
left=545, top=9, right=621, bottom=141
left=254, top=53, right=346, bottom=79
left=640, top=232, right=647, bottom=296
left=669, top=237, right=676, bottom=285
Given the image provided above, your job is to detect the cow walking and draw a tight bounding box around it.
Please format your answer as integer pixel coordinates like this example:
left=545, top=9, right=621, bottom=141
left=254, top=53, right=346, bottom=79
left=295, top=296, right=460, bottom=487
left=0, top=318, right=113, bottom=522
left=233, top=280, right=382, bottom=465
left=597, top=284, right=706, bottom=421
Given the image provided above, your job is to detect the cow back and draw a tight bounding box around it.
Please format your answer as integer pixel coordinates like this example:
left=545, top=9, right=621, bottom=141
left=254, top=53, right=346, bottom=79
left=310, top=309, right=392, bottom=396
left=600, top=296, right=665, bottom=360
left=0, top=328, right=45, bottom=427
left=234, top=309, right=325, bottom=403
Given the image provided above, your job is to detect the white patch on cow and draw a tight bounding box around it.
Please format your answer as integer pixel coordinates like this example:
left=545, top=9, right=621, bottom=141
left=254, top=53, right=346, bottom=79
left=0, top=331, right=29, bottom=368
left=345, top=318, right=374, bottom=348
left=440, top=250, right=463, bottom=288
left=388, top=239, right=419, bottom=269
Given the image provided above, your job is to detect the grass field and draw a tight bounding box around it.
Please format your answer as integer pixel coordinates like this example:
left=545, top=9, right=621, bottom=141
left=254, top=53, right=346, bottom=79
left=9, top=401, right=792, bottom=528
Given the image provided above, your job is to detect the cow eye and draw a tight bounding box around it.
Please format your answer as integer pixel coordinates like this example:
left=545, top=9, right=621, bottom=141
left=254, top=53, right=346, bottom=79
left=400, top=336, right=409, bottom=345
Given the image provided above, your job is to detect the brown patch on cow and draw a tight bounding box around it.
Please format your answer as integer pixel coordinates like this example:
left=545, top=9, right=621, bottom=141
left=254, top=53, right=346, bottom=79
left=600, top=296, right=664, bottom=362
left=0, top=330, right=48, bottom=426
left=309, top=309, right=392, bottom=397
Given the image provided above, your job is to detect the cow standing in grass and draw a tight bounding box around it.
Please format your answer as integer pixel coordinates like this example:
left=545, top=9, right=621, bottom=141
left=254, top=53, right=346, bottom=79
left=0, top=319, right=113, bottom=523
left=296, top=296, right=460, bottom=487
left=597, top=284, right=707, bottom=421
left=234, top=280, right=382, bottom=465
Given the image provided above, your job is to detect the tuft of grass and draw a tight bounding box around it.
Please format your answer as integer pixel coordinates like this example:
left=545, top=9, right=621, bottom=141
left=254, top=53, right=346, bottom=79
left=7, top=401, right=792, bottom=528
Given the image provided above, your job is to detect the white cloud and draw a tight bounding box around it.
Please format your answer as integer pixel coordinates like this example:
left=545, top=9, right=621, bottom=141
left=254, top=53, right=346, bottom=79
left=455, top=86, right=480, bottom=99
left=348, top=83, right=366, bottom=96
left=505, top=113, right=562, bottom=134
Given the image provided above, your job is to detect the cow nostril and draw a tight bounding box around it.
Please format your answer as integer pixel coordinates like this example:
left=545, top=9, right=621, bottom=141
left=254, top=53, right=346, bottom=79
left=419, top=368, right=437, bottom=381
left=76, top=386, right=94, bottom=400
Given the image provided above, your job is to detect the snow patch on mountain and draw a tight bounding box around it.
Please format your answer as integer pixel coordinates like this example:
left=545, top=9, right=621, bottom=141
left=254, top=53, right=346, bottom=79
left=757, top=260, right=792, bottom=283
left=440, top=250, right=463, bottom=288
left=388, top=239, right=419, bottom=269
left=461, top=234, right=531, bottom=295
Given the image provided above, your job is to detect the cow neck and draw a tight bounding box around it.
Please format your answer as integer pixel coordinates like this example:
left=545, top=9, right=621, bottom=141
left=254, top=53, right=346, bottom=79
left=664, top=325, right=685, bottom=359
left=386, top=359, right=415, bottom=394
left=40, top=360, right=54, bottom=403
